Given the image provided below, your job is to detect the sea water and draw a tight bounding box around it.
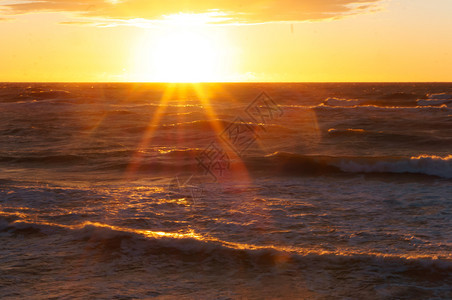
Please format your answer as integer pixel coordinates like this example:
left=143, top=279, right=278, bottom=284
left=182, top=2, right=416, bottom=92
left=0, top=83, right=451, bottom=299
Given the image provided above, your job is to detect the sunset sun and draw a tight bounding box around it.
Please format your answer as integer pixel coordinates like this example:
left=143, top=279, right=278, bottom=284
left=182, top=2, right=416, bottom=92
left=134, top=29, right=224, bottom=82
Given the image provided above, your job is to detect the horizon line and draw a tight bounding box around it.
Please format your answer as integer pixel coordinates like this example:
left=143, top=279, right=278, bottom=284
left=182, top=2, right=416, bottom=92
left=1, top=81, right=452, bottom=84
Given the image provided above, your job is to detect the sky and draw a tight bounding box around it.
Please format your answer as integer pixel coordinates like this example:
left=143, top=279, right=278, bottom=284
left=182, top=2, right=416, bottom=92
left=0, top=0, right=451, bottom=82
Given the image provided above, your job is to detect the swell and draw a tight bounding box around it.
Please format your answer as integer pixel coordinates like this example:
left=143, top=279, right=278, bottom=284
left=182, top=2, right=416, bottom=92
left=318, top=103, right=452, bottom=110
left=1, top=218, right=451, bottom=276
left=0, top=154, right=88, bottom=164
left=332, top=154, right=452, bottom=179
left=0, top=149, right=201, bottom=167
left=2, top=151, right=450, bottom=179
left=248, top=153, right=452, bottom=179
left=323, top=96, right=420, bottom=107
left=321, top=93, right=452, bottom=107
left=159, top=119, right=292, bottom=133
left=326, top=128, right=452, bottom=146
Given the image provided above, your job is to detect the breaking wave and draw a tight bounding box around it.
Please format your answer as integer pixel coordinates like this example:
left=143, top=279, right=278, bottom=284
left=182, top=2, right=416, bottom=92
left=2, top=218, right=451, bottom=271
left=334, top=154, right=452, bottom=179
left=257, top=153, right=452, bottom=179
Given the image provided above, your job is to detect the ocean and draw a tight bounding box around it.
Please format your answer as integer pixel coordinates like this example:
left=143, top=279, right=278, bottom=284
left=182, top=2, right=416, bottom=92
left=0, top=82, right=451, bottom=299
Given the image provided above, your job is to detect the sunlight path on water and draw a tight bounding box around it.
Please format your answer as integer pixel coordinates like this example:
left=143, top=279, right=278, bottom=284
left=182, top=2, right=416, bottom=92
left=124, top=84, right=177, bottom=178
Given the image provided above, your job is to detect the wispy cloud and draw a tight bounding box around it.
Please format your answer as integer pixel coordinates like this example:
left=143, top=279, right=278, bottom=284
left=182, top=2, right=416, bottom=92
left=1, top=0, right=383, bottom=24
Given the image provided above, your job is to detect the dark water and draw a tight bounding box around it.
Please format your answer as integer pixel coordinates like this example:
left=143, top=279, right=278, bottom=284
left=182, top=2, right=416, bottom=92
left=1, top=83, right=451, bottom=299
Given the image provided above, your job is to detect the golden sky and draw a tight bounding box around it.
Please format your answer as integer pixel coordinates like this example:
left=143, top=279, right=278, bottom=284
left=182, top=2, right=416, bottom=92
left=0, top=0, right=451, bottom=82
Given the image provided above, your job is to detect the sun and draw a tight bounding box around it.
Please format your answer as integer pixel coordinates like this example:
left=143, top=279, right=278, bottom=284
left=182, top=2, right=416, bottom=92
left=133, top=29, right=225, bottom=82
left=153, top=31, right=217, bottom=82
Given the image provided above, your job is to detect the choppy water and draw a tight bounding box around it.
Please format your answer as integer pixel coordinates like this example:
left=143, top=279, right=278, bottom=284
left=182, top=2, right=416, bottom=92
left=1, top=83, right=451, bottom=299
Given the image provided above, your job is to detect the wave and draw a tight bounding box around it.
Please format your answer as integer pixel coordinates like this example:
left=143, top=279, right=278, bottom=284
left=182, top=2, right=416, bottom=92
left=334, top=154, right=452, bottom=179
left=159, top=119, right=291, bottom=134
left=73, top=223, right=452, bottom=271
left=0, top=154, right=88, bottom=164
left=326, top=128, right=452, bottom=146
left=252, top=153, right=452, bottom=179
left=417, top=99, right=452, bottom=107
left=416, top=93, right=452, bottom=107
left=1, top=218, right=451, bottom=274
left=324, top=98, right=362, bottom=106
left=336, top=104, right=451, bottom=110
left=327, top=128, right=367, bottom=135
left=3, top=152, right=450, bottom=179
left=21, top=89, right=73, bottom=101
left=322, top=94, right=420, bottom=107
left=286, top=102, right=452, bottom=110
left=0, top=148, right=198, bottom=166
left=0, top=217, right=65, bottom=236
left=161, top=119, right=228, bottom=130
left=379, top=92, right=421, bottom=100
left=326, top=128, right=427, bottom=142
left=319, top=92, right=451, bottom=108
left=426, top=93, right=452, bottom=100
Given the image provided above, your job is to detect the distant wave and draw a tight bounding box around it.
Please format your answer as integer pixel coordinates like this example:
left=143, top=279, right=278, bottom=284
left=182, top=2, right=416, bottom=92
left=285, top=102, right=451, bottom=110
left=417, top=93, right=452, bottom=107
left=324, top=98, right=362, bottom=106
left=333, top=154, right=452, bottom=179
left=159, top=119, right=292, bottom=133
left=327, top=128, right=367, bottom=135
left=320, top=103, right=451, bottom=110
left=22, top=89, right=73, bottom=100
left=161, top=119, right=229, bottom=130
left=426, top=93, right=452, bottom=100
left=326, top=128, right=452, bottom=147
left=322, top=93, right=421, bottom=107
left=417, top=99, right=452, bottom=107
left=379, top=92, right=421, bottom=100
left=0, top=154, right=88, bottom=164
left=2, top=152, right=450, bottom=179
left=252, top=153, right=452, bottom=179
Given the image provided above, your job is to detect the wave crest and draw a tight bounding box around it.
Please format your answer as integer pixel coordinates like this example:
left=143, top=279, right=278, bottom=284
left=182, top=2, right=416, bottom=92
left=335, top=155, right=452, bottom=179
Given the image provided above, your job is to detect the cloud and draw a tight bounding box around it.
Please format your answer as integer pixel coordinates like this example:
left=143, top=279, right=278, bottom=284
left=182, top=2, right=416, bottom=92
left=1, top=0, right=383, bottom=24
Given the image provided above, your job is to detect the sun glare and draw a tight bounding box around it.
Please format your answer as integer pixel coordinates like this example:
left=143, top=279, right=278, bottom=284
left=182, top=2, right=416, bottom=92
left=154, top=31, right=217, bottom=82
left=134, top=27, right=227, bottom=82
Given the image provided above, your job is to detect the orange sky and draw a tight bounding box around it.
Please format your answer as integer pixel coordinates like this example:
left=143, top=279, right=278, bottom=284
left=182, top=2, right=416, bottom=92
left=0, top=0, right=451, bottom=82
